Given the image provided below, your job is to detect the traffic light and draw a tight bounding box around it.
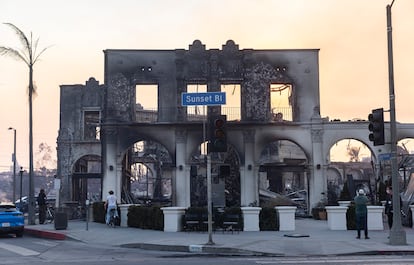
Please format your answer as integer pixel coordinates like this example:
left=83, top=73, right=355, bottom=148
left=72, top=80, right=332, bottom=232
left=208, top=115, right=227, bottom=153
left=368, top=108, right=385, bottom=146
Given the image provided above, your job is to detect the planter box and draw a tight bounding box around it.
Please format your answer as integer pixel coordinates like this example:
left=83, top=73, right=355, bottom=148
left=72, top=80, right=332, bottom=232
left=119, top=204, right=133, bottom=227
left=241, top=207, right=261, bottom=231
left=275, top=206, right=296, bottom=231
left=338, top=201, right=351, bottom=207
left=325, top=206, right=347, bottom=230
left=161, top=207, right=186, bottom=232
left=367, top=205, right=384, bottom=230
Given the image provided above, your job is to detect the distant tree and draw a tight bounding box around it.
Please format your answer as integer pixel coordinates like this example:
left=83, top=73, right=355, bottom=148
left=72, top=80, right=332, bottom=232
left=347, top=146, right=361, bottom=162
left=35, top=142, right=57, bottom=171
left=0, top=23, right=50, bottom=225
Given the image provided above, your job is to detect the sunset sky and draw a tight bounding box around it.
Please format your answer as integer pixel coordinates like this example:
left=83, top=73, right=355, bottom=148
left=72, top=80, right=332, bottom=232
left=0, top=0, right=414, bottom=171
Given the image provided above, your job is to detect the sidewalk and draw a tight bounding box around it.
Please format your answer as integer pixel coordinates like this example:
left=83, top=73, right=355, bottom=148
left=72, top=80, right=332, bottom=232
left=24, top=218, right=414, bottom=257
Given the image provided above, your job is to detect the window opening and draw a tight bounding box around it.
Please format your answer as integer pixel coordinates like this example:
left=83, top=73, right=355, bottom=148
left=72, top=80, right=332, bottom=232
left=83, top=111, right=100, bottom=140
left=221, top=84, right=241, bottom=121
left=136, top=84, right=158, bottom=122
left=270, top=83, right=292, bottom=121
left=136, top=84, right=158, bottom=110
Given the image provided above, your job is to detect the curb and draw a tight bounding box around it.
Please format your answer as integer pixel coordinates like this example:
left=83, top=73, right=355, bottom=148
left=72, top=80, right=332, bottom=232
left=121, top=243, right=279, bottom=256
left=24, top=228, right=66, bottom=240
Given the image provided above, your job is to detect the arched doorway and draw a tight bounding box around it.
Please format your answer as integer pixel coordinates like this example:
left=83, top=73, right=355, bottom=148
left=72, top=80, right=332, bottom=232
left=72, top=155, right=102, bottom=203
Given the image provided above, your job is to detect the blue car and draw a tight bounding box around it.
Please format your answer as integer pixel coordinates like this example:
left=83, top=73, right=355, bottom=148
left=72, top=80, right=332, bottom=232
left=0, top=203, right=24, bottom=237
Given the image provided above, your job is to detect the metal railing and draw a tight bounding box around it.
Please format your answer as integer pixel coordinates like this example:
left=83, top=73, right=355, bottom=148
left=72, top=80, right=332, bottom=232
left=135, top=107, right=293, bottom=123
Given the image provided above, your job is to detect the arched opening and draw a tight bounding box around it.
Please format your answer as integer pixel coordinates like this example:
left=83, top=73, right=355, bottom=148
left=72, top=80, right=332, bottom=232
left=121, top=140, right=173, bottom=205
left=329, top=139, right=374, bottom=204
left=258, top=140, right=309, bottom=216
left=72, top=155, right=102, bottom=203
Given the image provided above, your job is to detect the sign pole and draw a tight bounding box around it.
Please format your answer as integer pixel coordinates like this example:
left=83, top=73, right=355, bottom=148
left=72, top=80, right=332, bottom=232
left=204, top=105, right=214, bottom=245
left=182, top=92, right=225, bottom=246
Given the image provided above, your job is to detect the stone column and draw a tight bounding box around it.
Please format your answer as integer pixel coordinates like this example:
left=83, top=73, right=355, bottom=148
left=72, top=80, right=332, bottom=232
left=242, top=130, right=257, bottom=206
left=175, top=130, right=189, bottom=207
left=102, top=128, right=119, bottom=200
left=309, top=127, right=325, bottom=209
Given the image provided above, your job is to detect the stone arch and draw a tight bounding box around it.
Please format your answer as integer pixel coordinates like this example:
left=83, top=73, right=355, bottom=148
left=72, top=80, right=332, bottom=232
left=119, top=138, right=174, bottom=204
left=327, top=138, right=375, bottom=203
left=71, top=154, right=102, bottom=207
left=258, top=139, right=309, bottom=215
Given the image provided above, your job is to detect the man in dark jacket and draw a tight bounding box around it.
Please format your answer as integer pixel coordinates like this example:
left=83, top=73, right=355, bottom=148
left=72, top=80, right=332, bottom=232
left=37, top=189, right=47, bottom=224
left=354, top=189, right=369, bottom=239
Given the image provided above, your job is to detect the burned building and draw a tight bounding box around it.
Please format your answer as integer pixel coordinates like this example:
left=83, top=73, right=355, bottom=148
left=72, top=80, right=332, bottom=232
left=57, top=40, right=414, bottom=214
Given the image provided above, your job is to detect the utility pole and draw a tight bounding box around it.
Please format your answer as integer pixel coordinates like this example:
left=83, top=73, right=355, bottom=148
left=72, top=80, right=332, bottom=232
left=386, top=1, right=406, bottom=245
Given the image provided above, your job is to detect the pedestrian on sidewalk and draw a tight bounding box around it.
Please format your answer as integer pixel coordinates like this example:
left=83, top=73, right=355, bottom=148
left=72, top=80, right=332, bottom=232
left=37, top=189, right=47, bottom=224
left=385, top=186, right=394, bottom=229
left=104, top=190, right=118, bottom=225
left=354, top=189, right=369, bottom=239
left=384, top=185, right=403, bottom=229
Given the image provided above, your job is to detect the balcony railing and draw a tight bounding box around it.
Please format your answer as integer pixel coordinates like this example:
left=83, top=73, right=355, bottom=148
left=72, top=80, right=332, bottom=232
left=135, top=107, right=292, bottom=123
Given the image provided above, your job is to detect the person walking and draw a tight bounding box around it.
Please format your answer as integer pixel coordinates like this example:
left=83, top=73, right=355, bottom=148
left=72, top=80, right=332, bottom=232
left=354, top=189, right=369, bottom=239
left=104, top=190, right=118, bottom=225
left=385, top=186, right=394, bottom=229
left=36, top=189, right=47, bottom=224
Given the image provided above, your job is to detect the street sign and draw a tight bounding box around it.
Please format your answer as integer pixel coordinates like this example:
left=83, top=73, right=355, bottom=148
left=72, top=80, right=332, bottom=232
left=181, top=92, right=226, bottom=106
left=379, top=153, right=392, bottom=161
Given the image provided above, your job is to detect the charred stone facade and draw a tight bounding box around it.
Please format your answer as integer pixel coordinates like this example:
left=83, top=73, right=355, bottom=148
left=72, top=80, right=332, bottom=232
left=58, top=40, right=414, bottom=213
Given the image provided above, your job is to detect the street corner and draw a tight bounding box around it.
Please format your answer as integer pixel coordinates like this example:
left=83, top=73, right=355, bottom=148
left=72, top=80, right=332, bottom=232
left=24, top=227, right=66, bottom=240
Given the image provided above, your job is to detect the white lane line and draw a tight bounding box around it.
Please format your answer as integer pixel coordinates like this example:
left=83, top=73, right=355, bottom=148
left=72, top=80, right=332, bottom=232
left=0, top=242, right=40, bottom=256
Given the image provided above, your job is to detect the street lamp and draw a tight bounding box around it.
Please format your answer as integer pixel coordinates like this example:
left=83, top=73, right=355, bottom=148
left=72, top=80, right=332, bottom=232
left=8, top=127, right=16, bottom=203
left=386, top=0, right=407, bottom=245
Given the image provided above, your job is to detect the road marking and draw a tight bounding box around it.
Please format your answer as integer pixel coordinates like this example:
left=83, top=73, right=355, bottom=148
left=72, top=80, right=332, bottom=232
left=32, top=240, right=58, bottom=247
left=0, top=242, right=39, bottom=256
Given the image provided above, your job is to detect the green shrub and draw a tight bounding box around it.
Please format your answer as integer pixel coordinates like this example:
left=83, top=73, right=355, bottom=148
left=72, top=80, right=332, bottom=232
left=259, top=207, right=278, bottom=231
left=127, top=205, right=163, bottom=230
left=92, top=201, right=121, bottom=225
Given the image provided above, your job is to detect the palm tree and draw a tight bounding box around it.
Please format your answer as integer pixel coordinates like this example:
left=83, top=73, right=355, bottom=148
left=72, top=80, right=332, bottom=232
left=0, top=23, right=49, bottom=225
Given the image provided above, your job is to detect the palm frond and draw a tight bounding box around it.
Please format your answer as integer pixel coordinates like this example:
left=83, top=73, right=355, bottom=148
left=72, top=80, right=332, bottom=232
left=33, top=46, right=51, bottom=64
left=3, top=23, right=31, bottom=54
left=0, top=46, right=29, bottom=65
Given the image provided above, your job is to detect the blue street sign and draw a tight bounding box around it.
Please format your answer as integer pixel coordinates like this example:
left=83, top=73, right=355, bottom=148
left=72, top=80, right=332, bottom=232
left=379, top=153, right=392, bottom=161
left=181, top=92, right=226, bottom=106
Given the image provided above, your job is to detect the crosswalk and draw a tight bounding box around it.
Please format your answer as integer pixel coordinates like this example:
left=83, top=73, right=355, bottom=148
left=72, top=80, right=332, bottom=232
left=0, top=239, right=58, bottom=257
left=0, top=242, right=39, bottom=256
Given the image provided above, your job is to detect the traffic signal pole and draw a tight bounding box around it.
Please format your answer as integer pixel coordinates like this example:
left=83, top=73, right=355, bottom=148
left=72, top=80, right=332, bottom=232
left=386, top=2, right=406, bottom=245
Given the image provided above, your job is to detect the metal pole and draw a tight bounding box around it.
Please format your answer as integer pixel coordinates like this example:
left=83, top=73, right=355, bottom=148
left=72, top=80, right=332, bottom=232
left=19, top=167, right=23, bottom=212
left=206, top=154, right=214, bottom=245
left=8, top=128, right=16, bottom=203
left=204, top=106, right=214, bottom=245
left=387, top=3, right=406, bottom=245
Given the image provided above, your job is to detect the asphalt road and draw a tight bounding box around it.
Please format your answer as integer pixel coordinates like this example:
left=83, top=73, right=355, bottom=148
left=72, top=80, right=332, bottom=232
left=2, top=234, right=414, bottom=265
